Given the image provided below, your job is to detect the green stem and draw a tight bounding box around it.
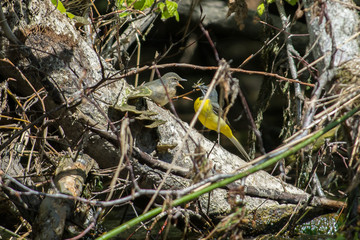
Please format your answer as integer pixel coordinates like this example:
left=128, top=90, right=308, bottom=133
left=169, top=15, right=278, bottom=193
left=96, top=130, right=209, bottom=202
left=96, top=106, right=359, bottom=240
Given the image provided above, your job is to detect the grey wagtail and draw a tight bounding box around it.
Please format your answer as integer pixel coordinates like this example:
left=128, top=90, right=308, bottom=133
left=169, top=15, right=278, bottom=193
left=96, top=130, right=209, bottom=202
left=128, top=72, right=187, bottom=106
left=194, top=85, right=250, bottom=161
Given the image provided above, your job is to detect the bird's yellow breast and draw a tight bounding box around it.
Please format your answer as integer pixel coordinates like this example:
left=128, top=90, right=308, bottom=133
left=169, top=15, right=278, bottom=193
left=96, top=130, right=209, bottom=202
left=194, top=98, right=233, bottom=138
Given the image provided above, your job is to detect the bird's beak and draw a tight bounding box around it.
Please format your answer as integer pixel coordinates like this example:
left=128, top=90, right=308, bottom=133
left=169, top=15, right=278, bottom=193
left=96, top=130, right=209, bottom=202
left=177, top=78, right=187, bottom=89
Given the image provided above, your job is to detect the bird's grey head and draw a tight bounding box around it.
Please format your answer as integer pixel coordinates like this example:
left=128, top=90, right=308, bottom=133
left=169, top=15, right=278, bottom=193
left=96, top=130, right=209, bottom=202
left=161, top=72, right=186, bottom=88
left=198, top=85, right=219, bottom=105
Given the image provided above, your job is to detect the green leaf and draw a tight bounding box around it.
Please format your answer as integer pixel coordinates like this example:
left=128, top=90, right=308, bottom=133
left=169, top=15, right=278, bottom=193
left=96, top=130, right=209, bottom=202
left=116, top=0, right=155, bottom=17
left=126, top=0, right=136, bottom=6
left=257, top=0, right=297, bottom=16
left=165, top=0, right=178, bottom=15
left=66, top=12, right=75, bottom=19
left=158, top=2, right=165, bottom=12
left=119, top=11, right=129, bottom=18
left=158, top=0, right=179, bottom=21
left=51, top=0, right=67, bottom=14
left=51, top=0, right=77, bottom=20
left=116, top=0, right=128, bottom=10
left=144, top=0, right=153, bottom=9
left=133, top=0, right=146, bottom=10
left=116, top=0, right=124, bottom=8
left=285, top=0, right=298, bottom=6
left=173, top=11, right=179, bottom=21
left=257, top=3, right=265, bottom=16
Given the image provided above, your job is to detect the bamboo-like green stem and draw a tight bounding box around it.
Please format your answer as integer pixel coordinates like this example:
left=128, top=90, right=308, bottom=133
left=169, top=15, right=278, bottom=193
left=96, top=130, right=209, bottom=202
left=96, top=106, right=359, bottom=240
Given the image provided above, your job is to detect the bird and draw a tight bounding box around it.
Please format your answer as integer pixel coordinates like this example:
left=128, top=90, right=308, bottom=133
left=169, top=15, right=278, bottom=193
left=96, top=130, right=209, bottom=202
left=194, top=85, right=251, bottom=161
left=127, top=72, right=187, bottom=106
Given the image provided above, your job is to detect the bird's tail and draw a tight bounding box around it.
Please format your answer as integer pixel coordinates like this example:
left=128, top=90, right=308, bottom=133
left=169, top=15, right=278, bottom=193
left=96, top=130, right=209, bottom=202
left=228, top=136, right=251, bottom=161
